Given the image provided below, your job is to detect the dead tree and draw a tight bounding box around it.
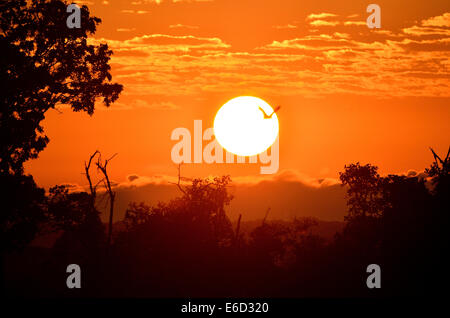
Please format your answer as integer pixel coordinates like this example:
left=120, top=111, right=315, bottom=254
left=96, top=153, right=118, bottom=247
left=174, top=163, right=187, bottom=194
left=84, top=150, right=100, bottom=210
left=169, top=163, right=194, bottom=195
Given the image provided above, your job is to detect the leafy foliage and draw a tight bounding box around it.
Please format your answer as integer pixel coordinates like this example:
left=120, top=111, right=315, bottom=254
left=47, top=185, right=101, bottom=233
left=0, top=0, right=122, bottom=174
left=339, top=163, right=386, bottom=220
left=122, top=176, right=235, bottom=247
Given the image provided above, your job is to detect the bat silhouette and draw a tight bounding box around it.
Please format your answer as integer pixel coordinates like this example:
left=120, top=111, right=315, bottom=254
left=259, top=105, right=281, bottom=119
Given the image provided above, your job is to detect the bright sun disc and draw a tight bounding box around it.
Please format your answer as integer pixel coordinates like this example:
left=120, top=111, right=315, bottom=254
left=213, top=96, right=279, bottom=157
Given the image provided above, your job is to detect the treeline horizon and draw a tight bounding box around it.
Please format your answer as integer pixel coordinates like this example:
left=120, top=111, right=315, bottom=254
left=3, top=147, right=449, bottom=297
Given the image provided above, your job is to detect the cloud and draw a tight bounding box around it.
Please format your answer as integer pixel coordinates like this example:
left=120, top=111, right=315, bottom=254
left=273, top=24, right=297, bottom=29
left=306, top=13, right=339, bottom=27
left=254, top=14, right=449, bottom=97
left=343, top=21, right=366, bottom=26
left=55, top=168, right=347, bottom=222
left=57, top=183, right=86, bottom=193
left=117, top=28, right=137, bottom=32
left=58, top=165, right=438, bottom=224
left=421, top=13, right=450, bottom=27
left=402, top=13, right=450, bottom=37
left=90, top=34, right=230, bottom=51
left=105, top=99, right=180, bottom=110
left=86, top=169, right=347, bottom=222
left=307, top=13, right=338, bottom=20
left=131, top=0, right=162, bottom=4
left=131, top=0, right=213, bottom=3
left=121, top=10, right=150, bottom=14
left=127, top=174, right=140, bottom=182
left=169, top=24, right=199, bottom=29
left=402, top=25, right=450, bottom=36
left=89, top=11, right=449, bottom=99
left=224, top=169, right=340, bottom=188
left=172, top=0, right=214, bottom=2
left=333, top=32, right=350, bottom=39
left=310, top=20, right=339, bottom=27
left=74, top=0, right=94, bottom=5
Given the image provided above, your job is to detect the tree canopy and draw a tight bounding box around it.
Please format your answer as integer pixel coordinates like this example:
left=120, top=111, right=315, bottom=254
left=0, top=0, right=122, bottom=175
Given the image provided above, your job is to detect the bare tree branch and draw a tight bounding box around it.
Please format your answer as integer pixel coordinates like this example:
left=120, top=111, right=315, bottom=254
left=169, top=164, right=187, bottom=195
left=96, top=152, right=118, bottom=247
left=84, top=150, right=100, bottom=199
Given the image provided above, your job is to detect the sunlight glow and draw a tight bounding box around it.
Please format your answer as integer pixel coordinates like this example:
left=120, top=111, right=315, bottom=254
left=213, top=96, right=279, bottom=157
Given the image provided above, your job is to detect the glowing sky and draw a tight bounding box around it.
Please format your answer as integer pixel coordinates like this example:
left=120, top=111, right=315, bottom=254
left=26, top=0, right=450, bottom=195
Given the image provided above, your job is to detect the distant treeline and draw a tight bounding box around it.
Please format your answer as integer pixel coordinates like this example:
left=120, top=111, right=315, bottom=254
left=2, top=148, right=449, bottom=297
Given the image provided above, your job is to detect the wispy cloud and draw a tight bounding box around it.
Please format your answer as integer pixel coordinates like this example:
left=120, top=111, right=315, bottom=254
left=117, top=28, right=137, bottom=32
left=91, top=11, right=449, bottom=100
left=121, top=9, right=150, bottom=14
left=422, top=12, right=450, bottom=27
left=310, top=20, right=340, bottom=27
left=403, top=25, right=450, bottom=36
left=131, top=0, right=212, bottom=3
left=273, top=24, right=297, bottom=29
left=307, top=13, right=338, bottom=20
left=131, top=0, right=162, bottom=4
left=73, top=0, right=94, bottom=5
left=99, top=99, right=180, bottom=111
left=306, top=13, right=340, bottom=27
left=403, top=13, right=450, bottom=36
left=169, top=24, right=199, bottom=29
left=343, top=21, right=366, bottom=26
left=89, top=169, right=347, bottom=222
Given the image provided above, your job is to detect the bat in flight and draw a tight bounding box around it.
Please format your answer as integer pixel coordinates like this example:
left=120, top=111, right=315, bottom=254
left=259, top=105, right=281, bottom=119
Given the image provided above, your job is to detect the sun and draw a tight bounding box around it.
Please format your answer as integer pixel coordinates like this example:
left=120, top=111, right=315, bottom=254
left=213, top=96, right=279, bottom=157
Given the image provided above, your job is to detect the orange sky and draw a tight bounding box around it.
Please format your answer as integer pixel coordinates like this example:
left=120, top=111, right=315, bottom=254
left=26, top=0, right=450, bottom=198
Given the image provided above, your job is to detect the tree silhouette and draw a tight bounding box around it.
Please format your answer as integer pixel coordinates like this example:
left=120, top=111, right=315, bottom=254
left=0, top=0, right=122, bottom=175
left=334, top=150, right=450, bottom=296
left=125, top=175, right=235, bottom=247
left=0, top=173, right=46, bottom=293
left=0, top=1, right=122, bottom=292
left=107, top=176, right=236, bottom=296
left=95, top=152, right=117, bottom=247
left=47, top=185, right=102, bottom=233
left=339, top=163, right=386, bottom=220
left=47, top=184, right=104, bottom=260
left=0, top=174, right=46, bottom=253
